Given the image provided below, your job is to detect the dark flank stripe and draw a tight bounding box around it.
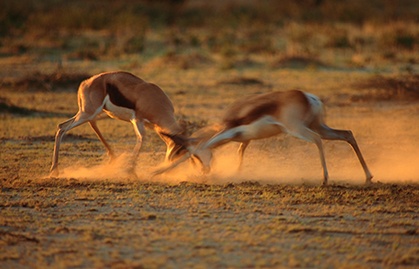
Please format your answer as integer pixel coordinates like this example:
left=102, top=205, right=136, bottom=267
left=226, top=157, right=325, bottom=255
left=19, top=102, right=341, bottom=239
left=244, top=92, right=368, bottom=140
left=225, top=101, right=279, bottom=129
left=106, top=83, right=135, bottom=109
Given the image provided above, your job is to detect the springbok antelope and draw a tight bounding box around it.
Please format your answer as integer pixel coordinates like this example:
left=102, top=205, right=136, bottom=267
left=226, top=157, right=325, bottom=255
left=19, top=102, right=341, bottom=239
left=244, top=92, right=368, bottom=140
left=155, top=90, right=373, bottom=185
left=50, top=71, right=190, bottom=177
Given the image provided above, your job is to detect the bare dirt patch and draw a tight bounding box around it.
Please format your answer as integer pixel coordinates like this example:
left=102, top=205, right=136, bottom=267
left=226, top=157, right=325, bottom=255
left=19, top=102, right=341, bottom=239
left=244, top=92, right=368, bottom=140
left=1, top=180, right=418, bottom=268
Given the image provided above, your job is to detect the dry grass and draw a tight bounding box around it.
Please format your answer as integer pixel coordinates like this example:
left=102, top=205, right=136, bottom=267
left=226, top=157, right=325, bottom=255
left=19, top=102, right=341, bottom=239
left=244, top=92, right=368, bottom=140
left=1, top=1, right=417, bottom=70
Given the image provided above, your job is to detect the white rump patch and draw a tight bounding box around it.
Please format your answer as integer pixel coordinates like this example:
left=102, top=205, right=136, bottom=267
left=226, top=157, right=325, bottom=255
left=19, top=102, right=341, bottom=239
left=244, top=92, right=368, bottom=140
left=304, top=92, right=323, bottom=116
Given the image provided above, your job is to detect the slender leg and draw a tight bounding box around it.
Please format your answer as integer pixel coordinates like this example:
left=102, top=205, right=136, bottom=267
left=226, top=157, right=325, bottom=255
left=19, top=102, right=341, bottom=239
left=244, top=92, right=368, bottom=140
left=310, top=131, right=328, bottom=185
left=182, top=127, right=244, bottom=174
left=237, top=141, right=250, bottom=170
left=316, top=124, right=373, bottom=184
left=205, top=119, right=285, bottom=172
left=152, top=153, right=191, bottom=176
left=289, top=125, right=329, bottom=185
left=314, top=134, right=328, bottom=185
left=129, top=119, right=145, bottom=175
left=204, top=128, right=241, bottom=149
left=50, top=113, right=91, bottom=177
left=89, top=121, right=115, bottom=161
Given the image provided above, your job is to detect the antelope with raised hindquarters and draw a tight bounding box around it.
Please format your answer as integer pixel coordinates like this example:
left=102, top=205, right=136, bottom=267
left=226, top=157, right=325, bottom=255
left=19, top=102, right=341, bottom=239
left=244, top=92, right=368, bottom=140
left=154, top=90, right=373, bottom=185
left=50, top=71, right=191, bottom=177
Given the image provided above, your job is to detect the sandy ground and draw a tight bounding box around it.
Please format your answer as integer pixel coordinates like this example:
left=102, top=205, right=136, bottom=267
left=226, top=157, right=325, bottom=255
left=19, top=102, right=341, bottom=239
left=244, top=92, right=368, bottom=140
left=1, top=101, right=419, bottom=268
left=1, top=180, right=418, bottom=268
left=1, top=58, right=418, bottom=269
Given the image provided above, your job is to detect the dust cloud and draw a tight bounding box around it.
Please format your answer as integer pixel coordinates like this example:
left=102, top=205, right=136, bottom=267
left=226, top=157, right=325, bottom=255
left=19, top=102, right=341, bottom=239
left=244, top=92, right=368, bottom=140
left=58, top=153, right=138, bottom=182
left=365, top=112, right=419, bottom=184
left=55, top=112, right=419, bottom=185
left=175, top=110, right=419, bottom=185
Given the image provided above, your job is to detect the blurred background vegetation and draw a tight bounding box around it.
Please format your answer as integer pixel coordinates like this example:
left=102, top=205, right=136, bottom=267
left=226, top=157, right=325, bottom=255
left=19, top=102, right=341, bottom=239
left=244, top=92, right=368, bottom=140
left=0, top=0, right=417, bottom=69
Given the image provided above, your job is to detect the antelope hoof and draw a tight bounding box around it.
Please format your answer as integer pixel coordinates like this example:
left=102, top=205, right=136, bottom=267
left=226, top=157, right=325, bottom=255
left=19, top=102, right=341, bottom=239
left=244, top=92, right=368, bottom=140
left=201, top=166, right=211, bottom=175
left=128, top=171, right=138, bottom=180
left=151, top=169, right=163, bottom=177
left=126, top=166, right=138, bottom=179
left=365, top=176, right=373, bottom=185
left=107, top=152, right=117, bottom=164
left=49, top=168, right=59, bottom=178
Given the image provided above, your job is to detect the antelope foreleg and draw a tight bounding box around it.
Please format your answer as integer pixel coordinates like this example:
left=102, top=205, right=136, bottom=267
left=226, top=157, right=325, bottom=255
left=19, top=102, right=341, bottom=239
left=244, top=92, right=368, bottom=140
left=50, top=116, right=77, bottom=176
left=128, top=119, right=145, bottom=176
left=237, top=141, right=250, bottom=170
left=151, top=153, right=191, bottom=176
left=50, top=113, right=93, bottom=177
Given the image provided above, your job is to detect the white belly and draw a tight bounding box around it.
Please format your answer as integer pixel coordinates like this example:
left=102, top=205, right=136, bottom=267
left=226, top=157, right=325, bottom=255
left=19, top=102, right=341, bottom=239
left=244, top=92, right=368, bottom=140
left=103, top=95, right=135, bottom=122
left=236, top=116, right=285, bottom=141
left=205, top=116, right=286, bottom=148
left=248, top=116, right=285, bottom=139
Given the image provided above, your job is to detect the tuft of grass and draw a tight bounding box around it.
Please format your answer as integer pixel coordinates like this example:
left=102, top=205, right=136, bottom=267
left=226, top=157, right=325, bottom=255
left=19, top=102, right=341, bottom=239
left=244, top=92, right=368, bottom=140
left=0, top=97, right=32, bottom=115
left=379, top=24, right=418, bottom=51
left=270, top=55, right=330, bottom=70
left=216, top=76, right=266, bottom=86
left=2, top=71, right=91, bottom=92
left=146, top=51, right=213, bottom=70
left=352, top=74, right=419, bottom=101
